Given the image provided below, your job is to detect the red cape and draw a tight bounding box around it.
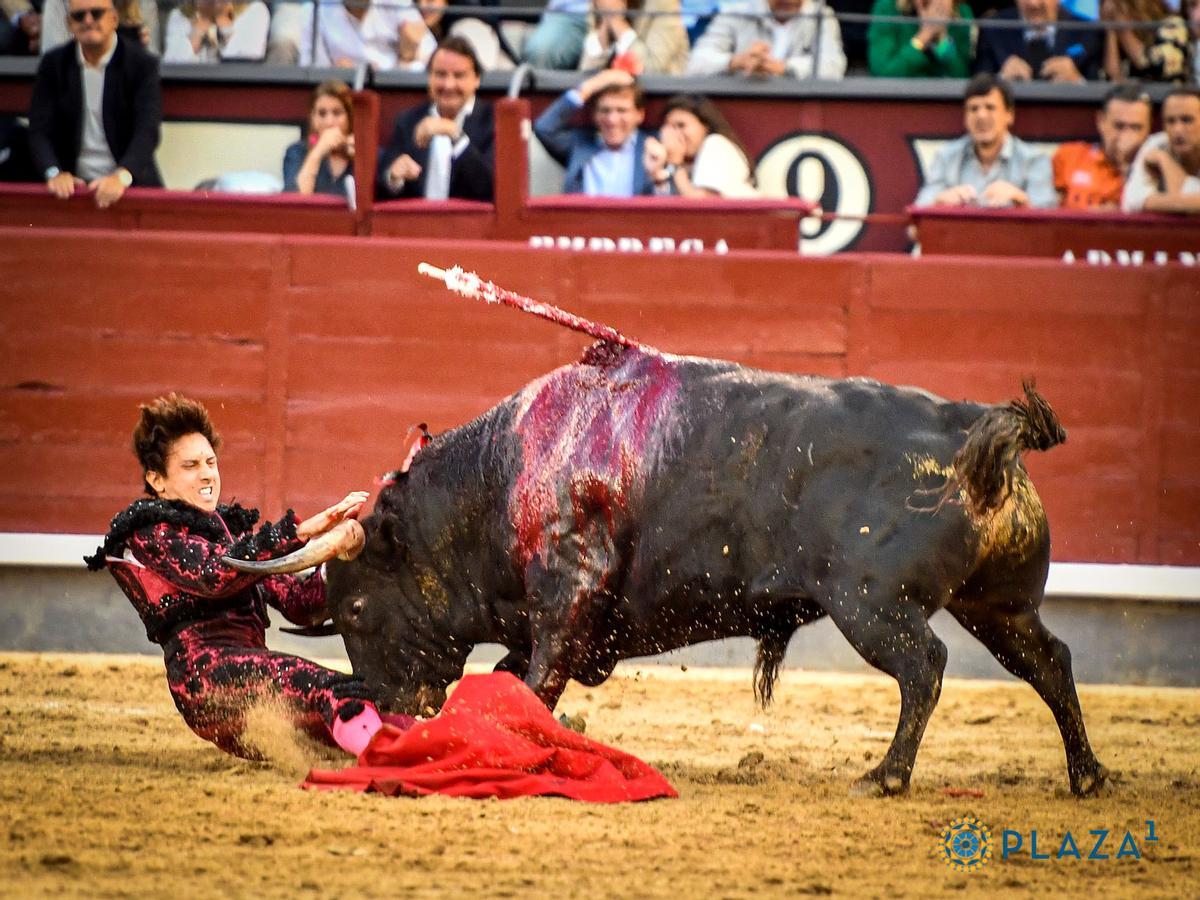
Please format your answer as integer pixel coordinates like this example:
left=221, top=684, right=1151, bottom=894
left=304, top=672, right=678, bottom=803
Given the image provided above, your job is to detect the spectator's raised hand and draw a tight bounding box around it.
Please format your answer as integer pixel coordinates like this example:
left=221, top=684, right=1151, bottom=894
left=388, top=153, right=423, bottom=185
left=660, top=126, right=687, bottom=165
left=398, top=18, right=429, bottom=64
left=980, top=180, right=1028, bottom=207
left=1040, top=55, right=1085, bottom=83
left=999, top=54, right=1034, bottom=80
left=414, top=115, right=461, bottom=149
left=579, top=67, right=635, bottom=101
left=916, top=0, right=951, bottom=44
left=643, top=135, right=668, bottom=179
left=314, top=125, right=350, bottom=157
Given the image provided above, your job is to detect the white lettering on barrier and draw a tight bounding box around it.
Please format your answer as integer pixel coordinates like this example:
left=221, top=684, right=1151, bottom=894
left=529, top=236, right=730, bottom=255
left=1062, top=249, right=1197, bottom=266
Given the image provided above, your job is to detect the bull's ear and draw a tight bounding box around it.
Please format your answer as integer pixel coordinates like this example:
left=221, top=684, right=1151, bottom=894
left=365, top=512, right=405, bottom=565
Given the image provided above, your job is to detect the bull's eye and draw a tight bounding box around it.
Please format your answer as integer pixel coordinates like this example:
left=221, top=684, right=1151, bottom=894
left=350, top=598, right=365, bottom=617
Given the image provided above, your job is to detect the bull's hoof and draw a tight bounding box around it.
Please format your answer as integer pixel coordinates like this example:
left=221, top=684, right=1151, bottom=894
left=850, top=771, right=909, bottom=798
left=1071, top=764, right=1111, bottom=798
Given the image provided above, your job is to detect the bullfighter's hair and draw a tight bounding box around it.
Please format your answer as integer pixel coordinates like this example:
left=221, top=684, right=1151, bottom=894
left=132, top=393, right=222, bottom=496
left=83, top=498, right=281, bottom=570
left=936, top=381, right=1066, bottom=517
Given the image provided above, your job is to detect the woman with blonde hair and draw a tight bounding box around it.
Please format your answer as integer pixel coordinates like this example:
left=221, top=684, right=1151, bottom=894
left=283, top=80, right=355, bottom=196
left=163, top=0, right=269, bottom=62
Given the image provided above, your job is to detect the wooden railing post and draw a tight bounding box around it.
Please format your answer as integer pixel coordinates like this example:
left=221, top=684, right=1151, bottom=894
left=493, top=98, right=531, bottom=239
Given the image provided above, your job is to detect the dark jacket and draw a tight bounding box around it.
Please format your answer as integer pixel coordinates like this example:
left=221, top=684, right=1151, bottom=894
left=376, top=100, right=495, bottom=201
left=973, top=8, right=1103, bottom=81
left=28, top=35, right=163, bottom=186
left=533, top=92, right=655, bottom=197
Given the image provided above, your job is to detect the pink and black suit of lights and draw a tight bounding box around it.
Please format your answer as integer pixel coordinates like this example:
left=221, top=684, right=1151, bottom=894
left=86, top=500, right=374, bottom=759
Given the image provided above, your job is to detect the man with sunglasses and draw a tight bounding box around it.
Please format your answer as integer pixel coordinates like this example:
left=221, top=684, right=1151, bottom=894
left=28, top=0, right=161, bottom=209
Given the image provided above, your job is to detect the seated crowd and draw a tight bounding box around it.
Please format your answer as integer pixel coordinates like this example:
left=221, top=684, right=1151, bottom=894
left=4, top=0, right=1198, bottom=83
left=10, top=0, right=1200, bottom=216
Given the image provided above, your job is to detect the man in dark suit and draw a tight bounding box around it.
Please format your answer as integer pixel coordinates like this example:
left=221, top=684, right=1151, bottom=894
left=378, top=35, right=494, bottom=202
left=28, top=0, right=161, bottom=209
left=533, top=68, right=655, bottom=197
left=974, top=0, right=1102, bottom=83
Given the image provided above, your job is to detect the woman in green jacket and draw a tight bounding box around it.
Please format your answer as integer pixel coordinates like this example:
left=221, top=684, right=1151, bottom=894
left=868, top=0, right=974, bottom=77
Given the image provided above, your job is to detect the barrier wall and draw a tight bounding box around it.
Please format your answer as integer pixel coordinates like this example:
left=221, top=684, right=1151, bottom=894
left=2, top=226, right=1197, bottom=565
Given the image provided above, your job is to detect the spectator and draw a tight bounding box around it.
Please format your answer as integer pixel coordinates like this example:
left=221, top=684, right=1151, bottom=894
left=163, top=0, right=270, bottom=63
left=533, top=68, right=655, bottom=196
left=522, top=0, right=590, bottom=68
left=2, top=0, right=41, bottom=54
left=1101, top=0, right=1192, bottom=83
left=643, top=93, right=758, bottom=196
left=299, top=0, right=435, bottom=70
left=1122, top=87, right=1200, bottom=213
left=1190, top=0, right=1199, bottom=82
left=1053, top=82, right=1152, bottom=209
left=283, top=80, right=354, bottom=196
left=867, top=0, right=975, bottom=77
left=914, top=74, right=1056, bottom=208
left=578, top=0, right=690, bottom=75
left=378, top=36, right=494, bottom=201
left=39, top=0, right=156, bottom=55
left=686, top=0, right=847, bottom=78
left=0, top=114, right=36, bottom=180
left=28, top=0, right=162, bottom=208
left=974, top=0, right=1103, bottom=82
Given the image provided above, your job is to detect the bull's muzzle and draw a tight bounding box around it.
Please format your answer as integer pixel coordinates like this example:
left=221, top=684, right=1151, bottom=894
left=221, top=518, right=365, bottom=575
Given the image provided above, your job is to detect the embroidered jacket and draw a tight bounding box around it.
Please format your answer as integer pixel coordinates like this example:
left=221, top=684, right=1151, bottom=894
left=86, top=499, right=327, bottom=645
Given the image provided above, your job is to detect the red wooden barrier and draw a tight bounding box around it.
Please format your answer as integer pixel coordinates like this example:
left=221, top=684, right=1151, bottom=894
left=912, top=206, right=1200, bottom=262
left=2, top=226, right=1196, bottom=565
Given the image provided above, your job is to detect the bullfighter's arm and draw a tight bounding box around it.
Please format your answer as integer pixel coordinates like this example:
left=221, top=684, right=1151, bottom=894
left=126, top=514, right=305, bottom=600
left=257, top=571, right=330, bottom=627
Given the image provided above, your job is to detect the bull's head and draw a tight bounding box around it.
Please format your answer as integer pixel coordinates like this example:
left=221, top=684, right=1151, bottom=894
left=222, top=513, right=464, bottom=717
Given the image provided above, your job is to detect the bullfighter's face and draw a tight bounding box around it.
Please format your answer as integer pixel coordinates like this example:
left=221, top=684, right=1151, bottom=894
left=67, top=0, right=117, bottom=54
left=593, top=88, right=645, bottom=150
left=428, top=47, right=480, bottom=122
left=145, top=432, right=221, bottom=513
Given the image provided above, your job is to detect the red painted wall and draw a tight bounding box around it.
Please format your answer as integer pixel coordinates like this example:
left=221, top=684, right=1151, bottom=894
left=2, top=227, right=1196, bottom=565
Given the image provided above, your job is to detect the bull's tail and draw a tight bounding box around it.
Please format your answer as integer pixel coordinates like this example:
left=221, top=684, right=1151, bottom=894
left=753, top=630, right=789, bottom=709
left=944, top=380, right=1066, bottom=517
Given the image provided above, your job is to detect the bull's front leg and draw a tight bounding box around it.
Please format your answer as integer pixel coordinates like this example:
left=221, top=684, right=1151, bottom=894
left=523, top=485, right=618, bottom=710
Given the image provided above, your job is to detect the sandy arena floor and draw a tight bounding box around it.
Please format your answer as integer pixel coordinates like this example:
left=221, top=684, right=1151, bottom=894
left=0, top=652, right=1196, bottom=899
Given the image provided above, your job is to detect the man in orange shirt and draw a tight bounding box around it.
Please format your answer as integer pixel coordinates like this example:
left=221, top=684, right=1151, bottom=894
left=1053, top=83, right=1152, bottom=210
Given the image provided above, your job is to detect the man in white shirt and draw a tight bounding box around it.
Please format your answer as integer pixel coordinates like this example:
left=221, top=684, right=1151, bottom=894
left=28, top=0, right=162, bottom=208
left=685, top=0, right=846, bottom=80
left=1122, top=88, right=1200, bottom=216
left=378, top=35, right=495, bottom=201
left=300, top=0, right=435, bottom=71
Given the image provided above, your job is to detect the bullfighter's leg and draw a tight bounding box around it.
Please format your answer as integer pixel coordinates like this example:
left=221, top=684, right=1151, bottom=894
left=822, top=589, right=947, bottom=796
left=947, top=599, right=1107, bottom=796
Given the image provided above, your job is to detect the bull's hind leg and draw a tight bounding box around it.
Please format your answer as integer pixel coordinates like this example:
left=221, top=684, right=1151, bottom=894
left=821, top=587, right=947, bottom=796
left=948, top=595, right=1107, bottom=796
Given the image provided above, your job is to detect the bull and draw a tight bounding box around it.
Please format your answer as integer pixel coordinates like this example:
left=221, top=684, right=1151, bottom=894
left=230, top=277, right=1107, bottom=797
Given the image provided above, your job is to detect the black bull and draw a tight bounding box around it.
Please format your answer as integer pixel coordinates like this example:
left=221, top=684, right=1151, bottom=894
left=232, top=344, right=1108, bottom=796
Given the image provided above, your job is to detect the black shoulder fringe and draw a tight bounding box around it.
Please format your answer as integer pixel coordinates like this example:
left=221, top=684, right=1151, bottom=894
left=83, top=499, right=270, bottom=571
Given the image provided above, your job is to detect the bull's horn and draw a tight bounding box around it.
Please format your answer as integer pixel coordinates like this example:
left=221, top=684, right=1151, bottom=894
left=221, top=519, right=365, bottom=575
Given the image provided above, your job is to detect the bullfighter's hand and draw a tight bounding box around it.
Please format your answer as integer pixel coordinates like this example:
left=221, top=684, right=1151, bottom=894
left=388, top=153, right=422, bottom=184
left=998, top=54, right=1033, bottom=81
left=297, top=491, right=371, bottom=541
left=980, top=180, right=1028, bottom=207
left=933, top=183, right=976, bottom=205
left=46, top=170, right=83, bottom=200
left=579, top=67, right=634, bottom=101
left=89, top=172, right=127, bottom=209
left=415, top=116, right=461, bottom=149
left=1040, top=55, right=1084, bottom=83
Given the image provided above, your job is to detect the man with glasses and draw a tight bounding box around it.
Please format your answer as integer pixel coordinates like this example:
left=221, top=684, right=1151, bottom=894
left=28, top=0, right=161, bottom=209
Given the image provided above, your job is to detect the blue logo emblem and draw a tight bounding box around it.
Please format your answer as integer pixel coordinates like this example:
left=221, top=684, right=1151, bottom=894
left=934, top=816, right=993, bottom=873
